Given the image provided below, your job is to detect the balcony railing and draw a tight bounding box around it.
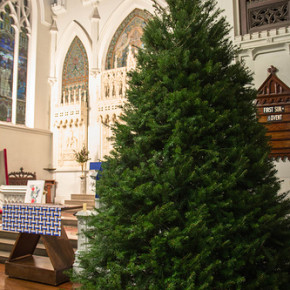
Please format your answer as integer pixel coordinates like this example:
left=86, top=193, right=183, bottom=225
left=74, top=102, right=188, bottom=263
left=240, top=0, right=290, bottom=35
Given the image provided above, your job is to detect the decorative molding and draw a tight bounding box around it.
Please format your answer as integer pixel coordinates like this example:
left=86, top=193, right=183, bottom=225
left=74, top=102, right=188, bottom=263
left=239, top=0, right=290, bottom=35
left=51, top=0, right=66, bottom=15
left=0, top=121, right=52, bottom=136
left=235, top=28, right=290, bottom=59
left=235, top=0, right=290, bottom=59
left=256, top=68, right=290, bottom=105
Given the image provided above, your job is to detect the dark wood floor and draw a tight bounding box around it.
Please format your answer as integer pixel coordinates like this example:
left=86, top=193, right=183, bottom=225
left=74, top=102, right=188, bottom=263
left=0, top=264, right=79, bottom=289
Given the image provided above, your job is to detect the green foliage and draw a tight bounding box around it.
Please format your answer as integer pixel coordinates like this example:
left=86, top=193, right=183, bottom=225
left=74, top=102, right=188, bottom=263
left=74, top=145, right=90, bottom=164
left=72, top=0, right=290, bottom=288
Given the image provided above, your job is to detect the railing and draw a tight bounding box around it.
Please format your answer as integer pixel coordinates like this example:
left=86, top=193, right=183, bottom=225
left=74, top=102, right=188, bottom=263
left=240, top=0, right=290, bottom=35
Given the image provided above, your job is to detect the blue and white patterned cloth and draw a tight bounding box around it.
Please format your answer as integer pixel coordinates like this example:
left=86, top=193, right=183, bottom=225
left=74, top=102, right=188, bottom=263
left=2, top=204, right=62, bottom=236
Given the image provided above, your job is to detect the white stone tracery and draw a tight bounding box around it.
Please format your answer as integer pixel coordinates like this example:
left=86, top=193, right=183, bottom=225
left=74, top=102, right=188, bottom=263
left=97, top=46, right=137, bottom=157
left=50, top=2, right=144, bottom=174
left=53, top=92, right=88, bottom=167
left=0, top=0, right=31, bottom=32
left=0, top=185, right=27, bottom=208
left=52, top=35, right=89, bottom=168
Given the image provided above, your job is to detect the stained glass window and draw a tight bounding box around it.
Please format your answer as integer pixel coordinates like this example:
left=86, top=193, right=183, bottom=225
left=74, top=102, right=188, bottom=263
left=0, top=1, right=30, bottom=125
left=0, top=7, right=15, bottom=122
left=105, top=9, right=152, bottom=70
left=16, top=28, right=29, bottom=124
left=62, top=37, right=89, bottom=104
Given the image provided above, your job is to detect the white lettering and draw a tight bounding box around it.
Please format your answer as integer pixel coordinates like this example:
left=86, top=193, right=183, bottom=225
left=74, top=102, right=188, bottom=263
left=274, top=106, right=284, bottom=113
left=264, top=107, right=274, bottom=113
left=267, top=114, right=282, bottom=122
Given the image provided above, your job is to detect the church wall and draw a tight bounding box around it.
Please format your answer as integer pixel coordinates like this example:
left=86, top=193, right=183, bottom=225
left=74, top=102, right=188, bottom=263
left=220, top=0, right=290, bottom=195
left=33, top=13, right=52, bottom=131
left=0, top=0, right=53, bottom=187
left=0, top=123, right=52, bottom=180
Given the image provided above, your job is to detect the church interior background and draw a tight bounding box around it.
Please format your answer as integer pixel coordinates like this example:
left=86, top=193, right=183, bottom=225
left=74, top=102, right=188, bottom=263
left=1, top=0, right=290, bottom=204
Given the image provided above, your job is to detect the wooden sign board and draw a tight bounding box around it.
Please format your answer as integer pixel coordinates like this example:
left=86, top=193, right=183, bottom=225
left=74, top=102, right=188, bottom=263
left=256, top=66, right=290, bottom=159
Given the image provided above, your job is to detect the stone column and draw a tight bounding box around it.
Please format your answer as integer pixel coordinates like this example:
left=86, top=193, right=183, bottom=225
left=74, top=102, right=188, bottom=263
left=73, top=209, right=94, bottom=273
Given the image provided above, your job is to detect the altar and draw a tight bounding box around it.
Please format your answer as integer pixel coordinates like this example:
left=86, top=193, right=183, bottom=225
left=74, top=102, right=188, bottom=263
left=2, top=203, right=81, bottom=285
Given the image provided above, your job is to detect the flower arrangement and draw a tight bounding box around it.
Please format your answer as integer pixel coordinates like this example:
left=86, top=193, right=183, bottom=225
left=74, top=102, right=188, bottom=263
left=74, top=145, right=90, bottom=175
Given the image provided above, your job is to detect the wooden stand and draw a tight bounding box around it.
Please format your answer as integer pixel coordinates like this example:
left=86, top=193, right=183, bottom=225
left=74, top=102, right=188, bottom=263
left=44, top=180, right=56, bottom=203
left=4, top=205, right=81, bottom=286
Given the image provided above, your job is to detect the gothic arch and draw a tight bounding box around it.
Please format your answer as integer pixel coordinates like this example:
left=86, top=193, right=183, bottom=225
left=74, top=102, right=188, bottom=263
left=61, top=36, right=89, bottom=104
left=98, top=0, right=154, bottom=70
left=105, top=8, right=151, bottom=70
left=56, top=21, right=92, bottom=92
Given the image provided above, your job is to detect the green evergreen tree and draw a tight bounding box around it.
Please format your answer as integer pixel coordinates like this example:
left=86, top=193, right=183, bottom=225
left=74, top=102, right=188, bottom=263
left=73, top=0, right=290, bottom=288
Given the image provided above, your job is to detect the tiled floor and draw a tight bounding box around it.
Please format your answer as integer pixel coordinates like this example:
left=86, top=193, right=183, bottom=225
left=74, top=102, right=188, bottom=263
left=0, top=264, right=81, bottom=289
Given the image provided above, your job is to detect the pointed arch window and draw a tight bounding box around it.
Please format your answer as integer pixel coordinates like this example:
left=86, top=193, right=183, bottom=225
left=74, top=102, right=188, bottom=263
left=0, top=0, right=31, bottom=125
left=62, top=36, right=89, bottom=104
left=105, top=9, right=152, bottom=70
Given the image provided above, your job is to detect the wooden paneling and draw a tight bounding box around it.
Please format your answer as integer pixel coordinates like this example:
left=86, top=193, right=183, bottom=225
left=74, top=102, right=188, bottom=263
left=265, top=131, right=290, bottom=140
left=263, top=122, right=290, bottom=132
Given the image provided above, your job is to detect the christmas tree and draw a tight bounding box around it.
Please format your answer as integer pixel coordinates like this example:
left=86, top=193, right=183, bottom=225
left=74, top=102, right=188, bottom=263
left=73, top=0, right=290, bottom=288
